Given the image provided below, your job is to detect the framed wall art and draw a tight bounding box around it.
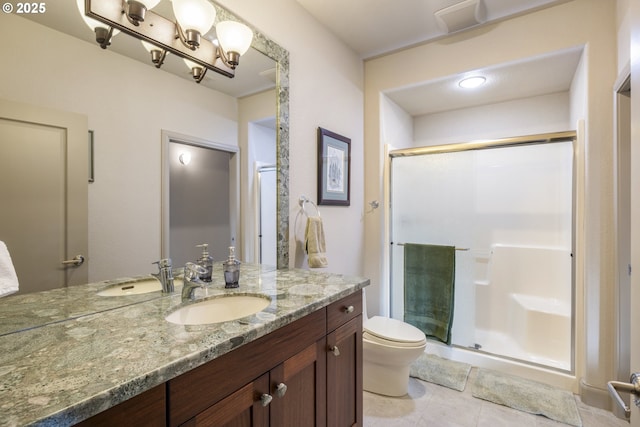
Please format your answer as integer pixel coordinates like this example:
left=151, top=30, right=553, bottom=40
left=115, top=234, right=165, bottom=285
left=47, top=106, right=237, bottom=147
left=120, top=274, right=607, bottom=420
left=317, top=127, right=350, bottom=206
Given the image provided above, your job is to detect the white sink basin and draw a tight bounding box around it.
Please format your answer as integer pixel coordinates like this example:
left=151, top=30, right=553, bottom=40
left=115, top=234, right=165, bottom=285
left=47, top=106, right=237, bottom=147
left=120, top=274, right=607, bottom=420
left=97, top=278, right=183, bottom=297
left=165, top=294, right=272, bottom=325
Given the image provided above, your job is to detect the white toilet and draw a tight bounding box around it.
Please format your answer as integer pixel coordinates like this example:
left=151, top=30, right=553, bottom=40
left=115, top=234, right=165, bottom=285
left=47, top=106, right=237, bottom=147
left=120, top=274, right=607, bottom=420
left=362, top=315, right=427, bottom=397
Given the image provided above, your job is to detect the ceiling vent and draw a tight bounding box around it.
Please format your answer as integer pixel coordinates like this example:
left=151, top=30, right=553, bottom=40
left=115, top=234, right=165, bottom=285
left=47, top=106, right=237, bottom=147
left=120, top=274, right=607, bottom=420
left=434, top=0, right=486, bottom=34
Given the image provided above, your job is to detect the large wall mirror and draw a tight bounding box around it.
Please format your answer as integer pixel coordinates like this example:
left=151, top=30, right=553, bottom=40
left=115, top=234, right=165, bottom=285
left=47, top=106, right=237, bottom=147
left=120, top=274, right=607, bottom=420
left=8, top=0, right=289, bottom=273
left=0, top=0, right=288, bottom=332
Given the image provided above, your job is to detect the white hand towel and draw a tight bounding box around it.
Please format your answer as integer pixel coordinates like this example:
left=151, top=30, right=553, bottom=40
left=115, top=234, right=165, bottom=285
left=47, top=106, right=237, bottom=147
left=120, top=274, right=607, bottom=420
left=0, top=241, right=19, bottom=297
left=305, top=216, right=328, bottom=268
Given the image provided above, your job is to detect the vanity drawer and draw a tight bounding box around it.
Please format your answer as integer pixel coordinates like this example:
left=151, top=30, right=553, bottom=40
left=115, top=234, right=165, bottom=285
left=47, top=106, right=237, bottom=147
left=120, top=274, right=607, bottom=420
left=327, top=290, right=362, bottom=332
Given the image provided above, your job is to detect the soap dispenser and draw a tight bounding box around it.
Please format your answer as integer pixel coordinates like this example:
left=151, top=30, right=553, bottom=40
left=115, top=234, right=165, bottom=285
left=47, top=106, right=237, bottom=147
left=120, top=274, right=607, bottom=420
left=196, top=243, right=213, bottom=282
left=223, top=246, right=241, bottom=288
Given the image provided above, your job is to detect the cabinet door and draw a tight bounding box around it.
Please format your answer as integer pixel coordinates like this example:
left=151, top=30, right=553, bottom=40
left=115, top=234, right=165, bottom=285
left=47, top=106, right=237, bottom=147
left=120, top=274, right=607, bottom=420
left=181, top=373, right=269, bottom=427
left=326, top=316, right=362, bottom=427
left=270, top=339, right=327, bottom=426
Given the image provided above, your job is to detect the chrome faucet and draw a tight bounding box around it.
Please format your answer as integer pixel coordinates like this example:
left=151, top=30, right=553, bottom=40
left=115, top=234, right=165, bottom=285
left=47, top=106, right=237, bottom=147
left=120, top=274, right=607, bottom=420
left=182, top=262, right=208, bottom=302
left=152, top=258, right=175, bottom=293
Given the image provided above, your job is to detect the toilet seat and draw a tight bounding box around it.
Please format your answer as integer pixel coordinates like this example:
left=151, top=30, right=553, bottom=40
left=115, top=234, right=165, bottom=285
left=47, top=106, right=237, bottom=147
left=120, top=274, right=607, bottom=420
left=363, top=316, right=427, bottom=348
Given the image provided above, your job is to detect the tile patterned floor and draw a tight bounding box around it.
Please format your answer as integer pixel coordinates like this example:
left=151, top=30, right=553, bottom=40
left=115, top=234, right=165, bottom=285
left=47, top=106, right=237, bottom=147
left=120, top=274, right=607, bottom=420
left=363, top=368, right=629, bottom=427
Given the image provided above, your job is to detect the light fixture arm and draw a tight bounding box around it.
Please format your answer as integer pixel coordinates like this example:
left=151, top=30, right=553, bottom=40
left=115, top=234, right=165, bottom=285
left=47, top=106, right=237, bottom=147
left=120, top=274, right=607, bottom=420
left=175, top=22, right=199, bottom=50
left=95, top=26, right=115, bottom=49
left=217, top=46, right=240, bottom=70
left=122, top=0, right=146, bottom=26
left=191, top=66, right=207, bottom=83
left=150, top=49, right=168, bottom=68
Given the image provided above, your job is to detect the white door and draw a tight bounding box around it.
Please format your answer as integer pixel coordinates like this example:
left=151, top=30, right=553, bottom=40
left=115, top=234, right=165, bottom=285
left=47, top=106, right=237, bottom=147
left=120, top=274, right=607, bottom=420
left=0, top=99, right=88, bottom=293
left=258, top=166, right=277, bottom=266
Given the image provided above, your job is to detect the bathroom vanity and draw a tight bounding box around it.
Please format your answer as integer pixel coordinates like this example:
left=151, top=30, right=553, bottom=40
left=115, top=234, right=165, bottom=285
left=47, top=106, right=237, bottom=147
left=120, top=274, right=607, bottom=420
left=0, top=264, right=368, bottom=426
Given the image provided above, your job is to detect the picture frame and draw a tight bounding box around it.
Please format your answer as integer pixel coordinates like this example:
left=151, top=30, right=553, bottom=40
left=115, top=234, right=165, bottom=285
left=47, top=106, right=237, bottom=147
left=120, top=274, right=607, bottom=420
left=317, top=127, right=350, bottom=206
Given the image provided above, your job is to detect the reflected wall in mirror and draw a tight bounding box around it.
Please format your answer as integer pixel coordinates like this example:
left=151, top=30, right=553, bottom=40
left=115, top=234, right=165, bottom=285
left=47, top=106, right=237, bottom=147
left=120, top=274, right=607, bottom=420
left=0, top=0, right=289, bottom=299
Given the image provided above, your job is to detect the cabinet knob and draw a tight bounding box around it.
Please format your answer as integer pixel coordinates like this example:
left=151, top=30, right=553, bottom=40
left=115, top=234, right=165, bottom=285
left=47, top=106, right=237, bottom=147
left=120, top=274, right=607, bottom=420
left=275, top=382, right=287, bottom=398
left=260, top=393, right=273, bottom=407
left=330, top=345, right=340, bottom=356
left=344, top=305, right=354, bottom=314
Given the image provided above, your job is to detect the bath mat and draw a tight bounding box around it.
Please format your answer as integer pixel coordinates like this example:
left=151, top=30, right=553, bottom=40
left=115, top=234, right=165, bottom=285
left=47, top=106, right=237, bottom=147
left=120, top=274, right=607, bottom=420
left=409, top=354, right=472, bottom=391
left=472, top=369, right=582, bottom=427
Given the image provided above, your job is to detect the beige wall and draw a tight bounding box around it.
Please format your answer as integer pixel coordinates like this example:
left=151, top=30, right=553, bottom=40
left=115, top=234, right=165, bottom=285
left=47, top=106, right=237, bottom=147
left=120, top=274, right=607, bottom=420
left=364, top=0, right=617, bottom=406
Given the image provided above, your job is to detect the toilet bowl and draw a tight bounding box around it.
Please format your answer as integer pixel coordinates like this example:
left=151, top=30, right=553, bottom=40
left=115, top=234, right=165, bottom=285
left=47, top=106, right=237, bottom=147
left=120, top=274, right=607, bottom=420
left=363, top=315, right=427, bottom=397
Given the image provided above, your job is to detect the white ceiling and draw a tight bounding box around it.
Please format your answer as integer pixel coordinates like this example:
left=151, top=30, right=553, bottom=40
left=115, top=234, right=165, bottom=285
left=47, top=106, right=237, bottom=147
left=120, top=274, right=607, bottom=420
left=296, top=0, right=579, bottom=116
left=295, top=0, right=566, bottom=59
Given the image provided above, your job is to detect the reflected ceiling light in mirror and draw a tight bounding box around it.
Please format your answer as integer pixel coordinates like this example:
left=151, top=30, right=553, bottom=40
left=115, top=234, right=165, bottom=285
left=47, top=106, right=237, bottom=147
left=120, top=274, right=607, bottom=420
left=179, top=152, right=192, bottom=165
left=458, top=76, right=486, bottom=89
left=80, top=0, right=254, bottom=80
left=141, top=40, right=168, bottom=68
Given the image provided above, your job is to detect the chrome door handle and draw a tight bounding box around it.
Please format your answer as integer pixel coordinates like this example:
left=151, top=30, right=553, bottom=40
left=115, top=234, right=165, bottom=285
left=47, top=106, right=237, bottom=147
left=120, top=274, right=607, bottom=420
left=62, top=255, right=85, bottom=267
left=607, top=372, right=640, bottom=418
left=330, top=345, right=340, bottom=356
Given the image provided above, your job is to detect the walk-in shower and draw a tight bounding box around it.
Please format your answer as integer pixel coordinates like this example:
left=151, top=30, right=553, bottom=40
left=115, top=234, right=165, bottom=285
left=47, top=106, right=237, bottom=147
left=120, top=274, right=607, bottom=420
left=389, top=132, right=576, bottom=373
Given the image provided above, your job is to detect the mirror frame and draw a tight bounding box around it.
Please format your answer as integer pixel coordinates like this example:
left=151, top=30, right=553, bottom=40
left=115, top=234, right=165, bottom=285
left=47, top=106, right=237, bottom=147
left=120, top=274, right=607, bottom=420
left=216, top=4, right=289, bottom=268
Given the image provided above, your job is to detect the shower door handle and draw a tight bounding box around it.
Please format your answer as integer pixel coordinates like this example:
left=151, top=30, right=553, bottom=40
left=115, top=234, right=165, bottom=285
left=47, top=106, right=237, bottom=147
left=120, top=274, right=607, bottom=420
left=607, top=372, right=640, bottom=418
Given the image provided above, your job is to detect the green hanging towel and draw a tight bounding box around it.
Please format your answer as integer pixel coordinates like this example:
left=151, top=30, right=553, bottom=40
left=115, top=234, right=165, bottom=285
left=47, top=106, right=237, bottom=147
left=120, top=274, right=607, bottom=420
left=404, top=243, right=456, bottom=344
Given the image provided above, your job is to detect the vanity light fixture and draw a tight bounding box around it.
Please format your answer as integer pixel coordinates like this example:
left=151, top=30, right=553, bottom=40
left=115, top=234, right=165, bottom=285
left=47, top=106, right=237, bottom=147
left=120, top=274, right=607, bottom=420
left=179, top=152, right=192, bottom=165
left=79, top=0, right=254, bottom=79
left=183, top=58, right=206, bottom=83
left=458, top=76, right=486, bottom=89
left=141, top=40, right=168, bottom=68
left=76, top=0, right=120, bottom=49
left=124, top=0, right=161, bottom=25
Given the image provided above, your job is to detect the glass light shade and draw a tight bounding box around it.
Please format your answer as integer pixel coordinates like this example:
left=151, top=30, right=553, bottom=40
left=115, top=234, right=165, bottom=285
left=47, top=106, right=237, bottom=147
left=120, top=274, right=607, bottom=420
left=133, top=0, right=161, bottom=10
left=76, top=0, right=120, bottom=35
left=216, top=21, right=253, bottom=55
left=172, top=0, right=217, bottom=35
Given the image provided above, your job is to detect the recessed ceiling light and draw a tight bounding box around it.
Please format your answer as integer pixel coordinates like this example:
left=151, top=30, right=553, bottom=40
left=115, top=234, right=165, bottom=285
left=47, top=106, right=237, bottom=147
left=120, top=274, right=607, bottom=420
left=458, top=76, right=486, bottom=89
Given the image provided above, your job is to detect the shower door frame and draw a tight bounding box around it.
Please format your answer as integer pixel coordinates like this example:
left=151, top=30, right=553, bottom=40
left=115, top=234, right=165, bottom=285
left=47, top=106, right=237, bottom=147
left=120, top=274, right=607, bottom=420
left=387, top=130, right=579, bottom=373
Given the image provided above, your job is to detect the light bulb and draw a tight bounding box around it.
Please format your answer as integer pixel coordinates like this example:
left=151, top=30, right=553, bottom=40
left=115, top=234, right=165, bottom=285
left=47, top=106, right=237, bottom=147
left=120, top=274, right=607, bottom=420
left=216, top=21, right=253, bottom=56
left=172, top=0, right=217, bottom=35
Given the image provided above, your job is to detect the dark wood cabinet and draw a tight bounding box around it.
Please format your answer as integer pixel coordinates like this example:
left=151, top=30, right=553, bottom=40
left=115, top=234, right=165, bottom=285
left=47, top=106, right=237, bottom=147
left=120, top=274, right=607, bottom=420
left=74, top=384, right=166, bottom=427
left=74, top=291, right=363, bottom=427
left=326, top=292, right=363, bottom=427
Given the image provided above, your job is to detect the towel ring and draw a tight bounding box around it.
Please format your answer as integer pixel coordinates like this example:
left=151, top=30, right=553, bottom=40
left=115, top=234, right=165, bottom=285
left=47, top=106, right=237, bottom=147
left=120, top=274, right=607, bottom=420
left=299, top=195, right=321, bottom=217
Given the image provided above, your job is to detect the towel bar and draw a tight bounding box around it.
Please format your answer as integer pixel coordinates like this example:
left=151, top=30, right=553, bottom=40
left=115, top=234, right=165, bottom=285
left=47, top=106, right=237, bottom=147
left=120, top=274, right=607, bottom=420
left=299, top=195, right=321, bottom=217
left=393, top=242, right=469, bottom=251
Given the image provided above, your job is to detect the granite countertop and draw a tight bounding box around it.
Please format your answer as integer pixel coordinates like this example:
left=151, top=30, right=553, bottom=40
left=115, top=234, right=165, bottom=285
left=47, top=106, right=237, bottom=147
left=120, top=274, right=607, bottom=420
left=0, top=264, right=369, bottom=427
